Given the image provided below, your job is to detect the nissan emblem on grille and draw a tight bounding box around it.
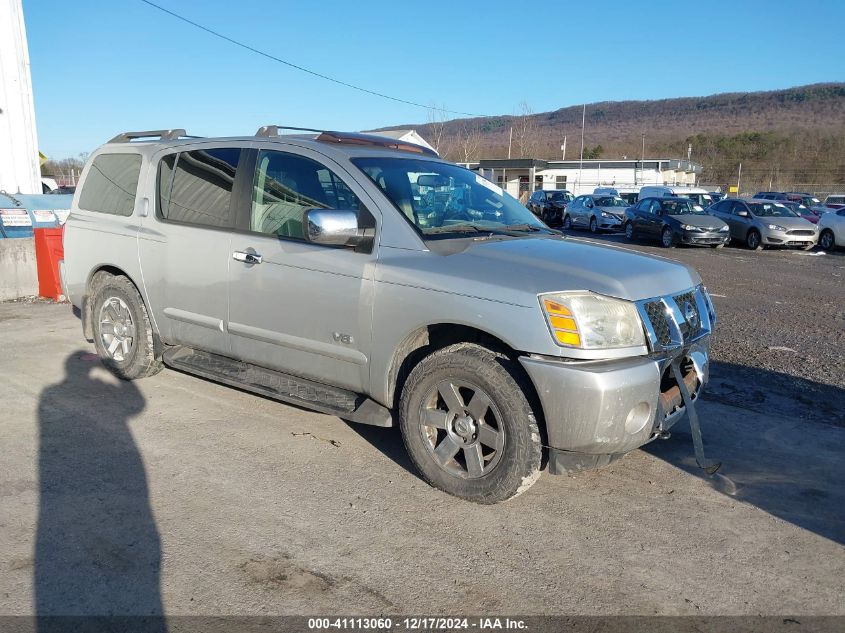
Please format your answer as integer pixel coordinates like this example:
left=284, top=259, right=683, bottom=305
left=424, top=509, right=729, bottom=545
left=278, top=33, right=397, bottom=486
left=684, top=301, right=698, bottom=331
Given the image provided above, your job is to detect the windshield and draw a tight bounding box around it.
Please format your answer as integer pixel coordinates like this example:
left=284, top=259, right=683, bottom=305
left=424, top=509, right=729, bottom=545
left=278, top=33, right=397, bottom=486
left=594, top=196, right=628, bottom=207
left=549, top=191, right=572, bottom=202
left=662, top=199, right=703, bottom=215
left=785, top=202, right=813, bottom=216
left=352, top=157, right=548, bottom=236
left=748, top=202, right=796, bottom=217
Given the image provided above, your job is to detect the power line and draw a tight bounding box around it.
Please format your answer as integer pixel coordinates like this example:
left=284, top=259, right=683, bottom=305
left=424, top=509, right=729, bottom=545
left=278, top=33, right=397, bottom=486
left=137, top=0, right=488, bottom=118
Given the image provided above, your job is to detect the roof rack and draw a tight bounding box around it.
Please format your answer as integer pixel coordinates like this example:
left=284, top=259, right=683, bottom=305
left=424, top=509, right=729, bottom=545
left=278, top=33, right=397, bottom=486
left=255, top=125, right=438, bottom=156
left=108, top=129, right=191, bottom=143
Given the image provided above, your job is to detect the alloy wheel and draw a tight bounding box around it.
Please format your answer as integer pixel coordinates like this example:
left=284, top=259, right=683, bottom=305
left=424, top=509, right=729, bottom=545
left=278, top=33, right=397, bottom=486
left=98, top=296, right=136, bottom=362
left=418, top=380, right=505, bottom=479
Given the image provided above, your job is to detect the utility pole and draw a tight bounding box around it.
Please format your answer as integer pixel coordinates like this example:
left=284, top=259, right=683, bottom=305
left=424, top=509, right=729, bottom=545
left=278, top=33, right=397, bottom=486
left=507, top=127, right=513, bottom=160
left=578, top=104, right=586, bottom=189
left=737, top=162, right=742, bottom=197
left=561, top=136, right=566, bottom=161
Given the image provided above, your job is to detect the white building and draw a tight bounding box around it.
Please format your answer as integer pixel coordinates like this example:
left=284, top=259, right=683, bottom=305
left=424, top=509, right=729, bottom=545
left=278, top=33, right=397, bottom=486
left=0, top=0, right=40, bottom=195
left=471, top=158, right=703, bottom=199
left=361, top=129, right=437, bottom=154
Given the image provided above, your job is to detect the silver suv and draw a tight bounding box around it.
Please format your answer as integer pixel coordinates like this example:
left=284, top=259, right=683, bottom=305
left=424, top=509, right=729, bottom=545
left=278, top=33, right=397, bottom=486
left=61, top=127, right=717, bottom=503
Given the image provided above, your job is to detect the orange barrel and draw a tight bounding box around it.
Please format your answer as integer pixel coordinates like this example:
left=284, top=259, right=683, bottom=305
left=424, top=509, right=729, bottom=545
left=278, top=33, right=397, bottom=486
left=34, top=227, right=65, bottom=300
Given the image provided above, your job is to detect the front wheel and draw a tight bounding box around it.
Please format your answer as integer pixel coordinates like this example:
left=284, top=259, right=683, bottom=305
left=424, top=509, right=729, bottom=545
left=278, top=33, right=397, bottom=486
left=562, top=215, right=572, bottom=230
left=589, top=217, right=598, bottom=233
left=661, top=227, right=676, bottom=248
left=819, top=229, right=835, bottom=250
left=399, top=343, right=542, bottom=504
left=624, top=222, right=635, bottom=240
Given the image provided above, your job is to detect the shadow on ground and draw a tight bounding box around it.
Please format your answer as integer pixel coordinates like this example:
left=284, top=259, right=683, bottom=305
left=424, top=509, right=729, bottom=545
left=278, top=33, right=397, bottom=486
left=646, top=361, right=845, bottom=545
left=35, top=351, right=166, bottom=629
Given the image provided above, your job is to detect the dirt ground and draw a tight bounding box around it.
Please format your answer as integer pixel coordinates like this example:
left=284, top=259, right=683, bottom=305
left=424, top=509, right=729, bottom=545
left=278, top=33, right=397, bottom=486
left=0, top=237, right=843, bottom=618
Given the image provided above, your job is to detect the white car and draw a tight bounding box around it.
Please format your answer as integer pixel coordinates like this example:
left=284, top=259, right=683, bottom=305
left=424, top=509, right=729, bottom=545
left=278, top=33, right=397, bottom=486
left=818, top=208, right=845, bottom=251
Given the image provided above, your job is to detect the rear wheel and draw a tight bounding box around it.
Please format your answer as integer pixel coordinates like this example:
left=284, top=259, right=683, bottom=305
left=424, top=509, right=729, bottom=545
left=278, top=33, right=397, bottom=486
left=399, top=343, right=542, bottom=504
left=92, top=274, right=163, bottom=380
left=562, top=215, right=572, bottom=230
left=746, top=229, right=763, bottom=251
left=819, top=229, right=835, bottom=250
left=661, top=226, right=676, bottom=248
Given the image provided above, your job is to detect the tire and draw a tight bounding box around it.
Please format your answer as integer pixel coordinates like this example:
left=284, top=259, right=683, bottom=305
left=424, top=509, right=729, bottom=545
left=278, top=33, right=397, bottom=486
left=91, top=274, right=163, bottom=380
left=562, top=215, right=572, bottom=230
left=589, top=217, right=598, bottom=233
left=399, top=343, right=542, bottom=504
left=624, top=222, right=635, bottom=240
left=746, top=229, right=763, bottom=251
left=819, top=229, right=835, bottom=250
left=661, top=227, right=676, bottom=248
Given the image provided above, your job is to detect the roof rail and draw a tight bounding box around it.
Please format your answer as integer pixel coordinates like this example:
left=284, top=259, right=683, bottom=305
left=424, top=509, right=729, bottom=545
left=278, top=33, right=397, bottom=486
left=255, top=125, right=438, bottom=156
left=255, top=125, right=326, bottom=137
left=108, top=129, right=189, bottom=143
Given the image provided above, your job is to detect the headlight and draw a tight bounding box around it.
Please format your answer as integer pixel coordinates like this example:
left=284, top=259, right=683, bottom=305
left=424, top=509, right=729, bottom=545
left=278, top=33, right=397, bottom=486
left=680, top=224, right=697, bottom=231
left=601, top=211, right=610, bottom=218
left=540, top=292, right=645, bottom=349
left=768, top=224, right=786, bottom=231
left=720, top=225, right=729, bottom=231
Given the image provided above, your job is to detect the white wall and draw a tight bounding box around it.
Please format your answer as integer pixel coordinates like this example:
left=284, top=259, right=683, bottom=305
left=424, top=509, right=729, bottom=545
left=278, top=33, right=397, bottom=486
left=0, top=0, right=40, bottom=195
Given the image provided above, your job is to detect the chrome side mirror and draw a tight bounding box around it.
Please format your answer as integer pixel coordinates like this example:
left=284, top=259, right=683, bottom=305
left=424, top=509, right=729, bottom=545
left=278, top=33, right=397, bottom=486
left=304, top=209, right=362, bottom=246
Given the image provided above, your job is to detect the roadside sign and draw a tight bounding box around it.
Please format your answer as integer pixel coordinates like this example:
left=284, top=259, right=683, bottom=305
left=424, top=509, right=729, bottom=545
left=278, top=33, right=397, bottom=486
left=0, top=209, right=32, bottom=227
left=728, top=186, right=739, bottom=193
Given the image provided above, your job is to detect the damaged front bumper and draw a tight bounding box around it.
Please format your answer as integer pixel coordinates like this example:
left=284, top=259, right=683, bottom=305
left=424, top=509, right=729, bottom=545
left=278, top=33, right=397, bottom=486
left=519, top=285, right=717, bottom=475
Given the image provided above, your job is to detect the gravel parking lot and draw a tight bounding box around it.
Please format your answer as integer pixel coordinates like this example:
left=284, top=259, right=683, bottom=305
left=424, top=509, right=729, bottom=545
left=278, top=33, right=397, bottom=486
left=1, top=237, right=843, bottom=618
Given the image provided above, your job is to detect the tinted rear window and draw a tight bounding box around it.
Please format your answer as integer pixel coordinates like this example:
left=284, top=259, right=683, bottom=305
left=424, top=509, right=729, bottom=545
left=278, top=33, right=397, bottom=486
left=78, top=153, right=142, bottom=216
left=158, top=148, right=241, bottom=228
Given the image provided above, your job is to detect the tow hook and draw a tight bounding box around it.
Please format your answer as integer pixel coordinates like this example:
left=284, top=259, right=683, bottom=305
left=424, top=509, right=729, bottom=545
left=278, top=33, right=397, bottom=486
left=671, top=360, right=721, bottom=475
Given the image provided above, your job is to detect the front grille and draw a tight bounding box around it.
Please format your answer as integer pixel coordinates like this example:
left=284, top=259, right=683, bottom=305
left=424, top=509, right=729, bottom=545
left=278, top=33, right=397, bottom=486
left=644, top=300, right=672, bottom=346
left=672, top=291, right=702, bottom=339
left=787, top=229, right=815, bottom=236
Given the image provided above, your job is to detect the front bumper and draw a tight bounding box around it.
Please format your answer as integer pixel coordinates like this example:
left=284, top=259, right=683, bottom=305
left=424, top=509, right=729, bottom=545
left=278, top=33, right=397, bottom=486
left=680, top=230, right=730, bottom=246
left=597, top=215, right=624, bottom=230
left=520, top=335, right=709, bottom=458
left=762, top=229, right=818, bottom=247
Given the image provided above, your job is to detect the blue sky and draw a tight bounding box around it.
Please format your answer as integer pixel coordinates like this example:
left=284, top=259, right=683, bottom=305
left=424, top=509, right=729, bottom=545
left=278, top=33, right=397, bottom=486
left=25, top=0, right=845, bottom=159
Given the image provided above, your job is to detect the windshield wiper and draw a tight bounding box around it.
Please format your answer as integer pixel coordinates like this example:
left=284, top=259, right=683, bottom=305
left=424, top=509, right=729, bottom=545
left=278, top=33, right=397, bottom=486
left=502, top=223, right=548, bottom=232
left=425, top=224, right=488, bottom=234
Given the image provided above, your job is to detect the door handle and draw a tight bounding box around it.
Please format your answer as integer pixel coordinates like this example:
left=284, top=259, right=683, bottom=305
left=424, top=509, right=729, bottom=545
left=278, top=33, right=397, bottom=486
left=233, top=251, right=262, bottom=265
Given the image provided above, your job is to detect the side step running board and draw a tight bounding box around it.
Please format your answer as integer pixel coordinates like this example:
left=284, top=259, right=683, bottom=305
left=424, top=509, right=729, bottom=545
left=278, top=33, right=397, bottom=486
left=162, top=346, right=393, bottom=427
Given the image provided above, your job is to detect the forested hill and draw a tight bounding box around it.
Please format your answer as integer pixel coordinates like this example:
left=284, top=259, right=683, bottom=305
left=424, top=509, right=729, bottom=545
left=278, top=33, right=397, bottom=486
left=382, top=83, right=845, bottom=192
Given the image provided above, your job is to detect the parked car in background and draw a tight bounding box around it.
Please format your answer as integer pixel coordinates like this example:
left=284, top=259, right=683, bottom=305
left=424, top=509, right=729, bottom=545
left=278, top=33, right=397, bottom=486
left=709, top=191, right=726, bottom=203
left=818, top=208, right=845, bottom=251
left=527, top=189, right=573, bottom=227
left=753, top=191, right=827, bottom=215
left=709, top=198, right=818, bottom=250
left=624, top=197, right=729, bottom=248
left=779, top=200, right=820, bottom=224
left=637, top=185, right=716, bottom=208
left=824, top=194, right=845, bottom=210
left=563, top=194, right=629, bottom=232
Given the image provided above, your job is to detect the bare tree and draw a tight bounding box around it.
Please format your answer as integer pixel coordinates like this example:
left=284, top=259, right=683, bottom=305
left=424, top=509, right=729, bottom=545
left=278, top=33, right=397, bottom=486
left=426, top=103, right=451, bottom=157
left=514, top=101, right=539, bottom=158
left=458, top=120, right=482, bottom=163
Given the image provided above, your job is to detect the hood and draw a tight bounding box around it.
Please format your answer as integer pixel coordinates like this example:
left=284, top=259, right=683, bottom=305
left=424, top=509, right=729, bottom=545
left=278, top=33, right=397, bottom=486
left=387, top=236, right=702, bottom=306
left=596, top=205, right=627, bottom=218
left=667, top=213, right=728, bottom=230
left=753, top=214, right=815, bottom=229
